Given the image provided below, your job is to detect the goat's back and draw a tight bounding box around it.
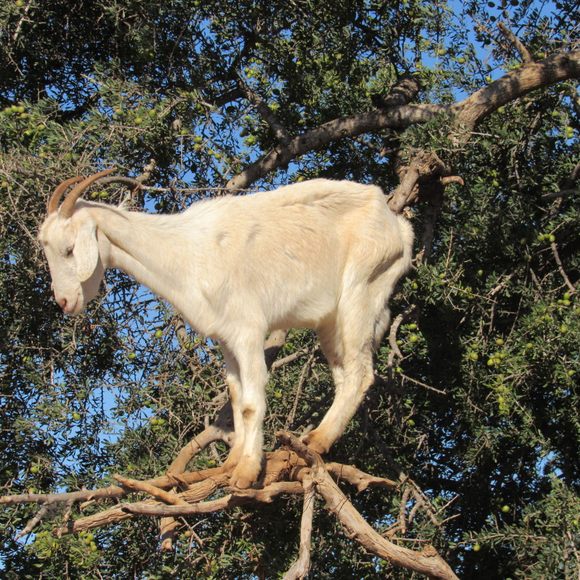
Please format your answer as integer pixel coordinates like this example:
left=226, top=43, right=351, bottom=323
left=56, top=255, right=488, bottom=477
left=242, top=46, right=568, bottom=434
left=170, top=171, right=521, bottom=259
left=187, top=179, right=411, bottom=333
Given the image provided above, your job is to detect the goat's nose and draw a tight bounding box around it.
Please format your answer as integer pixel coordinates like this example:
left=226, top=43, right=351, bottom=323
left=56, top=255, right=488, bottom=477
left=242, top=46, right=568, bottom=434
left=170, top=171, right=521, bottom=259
left=57, top=296, right=68, bottom=311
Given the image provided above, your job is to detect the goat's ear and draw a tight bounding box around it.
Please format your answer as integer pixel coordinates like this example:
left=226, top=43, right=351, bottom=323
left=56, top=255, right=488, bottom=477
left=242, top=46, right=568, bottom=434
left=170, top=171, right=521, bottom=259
left=74, top=220, right=99, bottom=282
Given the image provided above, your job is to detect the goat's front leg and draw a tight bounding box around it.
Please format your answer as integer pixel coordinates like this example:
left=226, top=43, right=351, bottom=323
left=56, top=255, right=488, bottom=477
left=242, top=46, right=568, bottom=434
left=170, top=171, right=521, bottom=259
left=220, top=346, right=245, bottom=472
left=228, top=335, right=268, bottom=489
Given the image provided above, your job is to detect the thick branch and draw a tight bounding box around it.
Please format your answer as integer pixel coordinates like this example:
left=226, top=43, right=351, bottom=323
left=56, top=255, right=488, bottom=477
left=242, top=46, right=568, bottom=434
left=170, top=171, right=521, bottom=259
left=56, top=474, right=230, bottom=535
left=452, top=50, right=579, bottom=130
left=167, top=407, right=233, bottom=475
left=325, top=462, right=398, bottom=492
left=113, top=475, right=189, bottom=505
left=1, top=467, right=228, bottom=507
left=226, top=104, right=441, bottom=190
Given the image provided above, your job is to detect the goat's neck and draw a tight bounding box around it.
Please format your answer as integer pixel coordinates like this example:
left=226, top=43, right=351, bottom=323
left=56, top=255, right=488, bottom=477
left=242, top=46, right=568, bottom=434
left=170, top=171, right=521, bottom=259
left=90, top=205, right=193, bottom=306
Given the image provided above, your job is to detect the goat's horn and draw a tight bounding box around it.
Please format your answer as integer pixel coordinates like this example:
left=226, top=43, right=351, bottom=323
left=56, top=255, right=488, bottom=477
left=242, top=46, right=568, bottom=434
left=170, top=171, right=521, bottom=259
left=47, top=176, right=85, bottom=214
left=59, top=169, right=116, bottom=218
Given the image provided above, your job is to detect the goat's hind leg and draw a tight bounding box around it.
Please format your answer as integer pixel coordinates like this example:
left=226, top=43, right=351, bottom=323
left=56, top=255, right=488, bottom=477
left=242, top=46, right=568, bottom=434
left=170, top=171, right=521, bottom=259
left=304, top=295, right=376, bottom=454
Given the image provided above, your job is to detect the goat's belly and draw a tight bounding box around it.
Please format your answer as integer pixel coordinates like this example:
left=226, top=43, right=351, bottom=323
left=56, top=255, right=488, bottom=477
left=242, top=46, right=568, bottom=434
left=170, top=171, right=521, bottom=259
left=266, top=290, right=337, bottom=331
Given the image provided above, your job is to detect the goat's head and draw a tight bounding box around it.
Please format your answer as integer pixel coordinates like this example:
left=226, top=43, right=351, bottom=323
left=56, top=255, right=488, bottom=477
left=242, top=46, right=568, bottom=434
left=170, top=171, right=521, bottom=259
left=38, top=169, right=115, bottom=315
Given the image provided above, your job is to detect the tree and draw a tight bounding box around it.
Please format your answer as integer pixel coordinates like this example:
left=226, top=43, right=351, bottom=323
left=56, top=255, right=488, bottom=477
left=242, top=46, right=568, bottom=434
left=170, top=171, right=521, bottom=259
left=0, top=0, right=578, bottom=577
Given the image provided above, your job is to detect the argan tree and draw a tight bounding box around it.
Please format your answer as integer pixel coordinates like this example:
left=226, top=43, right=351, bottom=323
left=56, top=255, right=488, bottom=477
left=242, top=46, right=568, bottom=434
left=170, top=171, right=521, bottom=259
left=0, top=1, right=578, bottom=578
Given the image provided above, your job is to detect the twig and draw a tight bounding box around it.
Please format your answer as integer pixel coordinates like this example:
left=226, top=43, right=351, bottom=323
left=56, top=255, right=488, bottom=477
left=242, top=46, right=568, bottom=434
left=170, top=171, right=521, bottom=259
left=400, top=373, right=447, bottom=396
left=16, top=505, right=50, bottom=539
left=369, top=427, right=442, bottom=527
left=388, top=313, right=405, bottom=363
left=388, top=305, right=417, bottom=371
left=11, top=0, right=32, bottom=44
left=285, top=352, right=316, bottom=429
left=542, top=188, right=578, bottom=200
left=399, top=485, right=412, bottom=536
left=270, top=348, right=310, bottom=371
left=550, top=241, right=575, bottom=293
left=238, top=76, right=291, bottom=144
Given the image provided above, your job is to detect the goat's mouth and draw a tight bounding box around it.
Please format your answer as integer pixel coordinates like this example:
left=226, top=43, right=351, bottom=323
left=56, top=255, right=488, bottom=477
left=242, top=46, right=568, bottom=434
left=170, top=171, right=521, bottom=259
left=63, top=296, right=82, bottom=315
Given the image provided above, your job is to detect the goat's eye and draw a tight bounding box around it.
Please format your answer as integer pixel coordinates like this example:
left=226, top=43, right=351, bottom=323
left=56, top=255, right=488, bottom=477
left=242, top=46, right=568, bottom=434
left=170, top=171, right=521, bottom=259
left=65, top=247, right=74, bottom=257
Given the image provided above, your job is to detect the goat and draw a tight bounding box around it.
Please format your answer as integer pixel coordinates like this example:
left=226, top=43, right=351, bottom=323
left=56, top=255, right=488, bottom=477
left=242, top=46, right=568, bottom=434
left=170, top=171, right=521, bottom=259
left=38, top=169, right=413, bottom=488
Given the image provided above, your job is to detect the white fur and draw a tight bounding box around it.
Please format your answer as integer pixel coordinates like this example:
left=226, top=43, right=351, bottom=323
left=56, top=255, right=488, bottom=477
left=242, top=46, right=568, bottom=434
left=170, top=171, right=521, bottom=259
left=39, top=178, right=413, bottom=487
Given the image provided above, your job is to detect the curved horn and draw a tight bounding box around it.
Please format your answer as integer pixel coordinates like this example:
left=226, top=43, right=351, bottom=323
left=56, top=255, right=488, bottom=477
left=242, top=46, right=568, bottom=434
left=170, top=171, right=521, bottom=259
left=47, top=176, right=85, bottom=214
left=59, top=169, right=116, bottom=218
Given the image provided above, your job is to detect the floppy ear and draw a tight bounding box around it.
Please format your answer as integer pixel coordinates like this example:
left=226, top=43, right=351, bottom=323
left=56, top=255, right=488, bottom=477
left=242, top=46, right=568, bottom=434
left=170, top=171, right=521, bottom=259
left=74, top=220, right=99, bottom=282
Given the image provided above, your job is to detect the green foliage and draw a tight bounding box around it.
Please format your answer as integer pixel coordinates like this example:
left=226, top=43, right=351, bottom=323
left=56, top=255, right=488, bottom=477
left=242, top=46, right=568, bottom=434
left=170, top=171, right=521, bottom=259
left=0, top=0, right=578, bottom=578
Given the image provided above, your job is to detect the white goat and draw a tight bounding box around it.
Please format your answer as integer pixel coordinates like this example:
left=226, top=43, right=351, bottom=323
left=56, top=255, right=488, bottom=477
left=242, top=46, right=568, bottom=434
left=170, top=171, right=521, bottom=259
left=38, top=169, right=413, bottom=488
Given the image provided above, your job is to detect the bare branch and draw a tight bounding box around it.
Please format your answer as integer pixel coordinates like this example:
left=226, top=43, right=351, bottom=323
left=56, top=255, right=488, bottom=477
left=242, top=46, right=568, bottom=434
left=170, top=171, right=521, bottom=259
left=325, top=463, right=398, bottom=491
left=167, top=407, right=234, bottom=476
left=113, top=474, right=188, bottom=506
left=239, top=77, right=291, bottom=144
left=16, top=505, right=50, bottom=539
left=285, top=352, right=316, bottom=429
left=498, top=22, right=534, bottom=64
left=283, top=474, right=315, bottom=580
left=121, top=482, right=303, bottom=517
left=270, top=347, right=310, bottom=371
left=226, top=104, right=442, bottom=190
left=453, top=50, right=580, bottom=131
left=0, top=466, right=228, bottom=508
left=56, top=474, right=230, bottom=535
left=550, top=241, right=576, bottom=294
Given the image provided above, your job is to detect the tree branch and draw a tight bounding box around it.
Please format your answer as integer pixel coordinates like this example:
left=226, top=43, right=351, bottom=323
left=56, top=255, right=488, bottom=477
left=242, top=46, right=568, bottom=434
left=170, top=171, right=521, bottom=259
left=121, top=482, right=303, bottom=517
left=279, top=432, right=458, bottom=580
left=325, top=462, right=398, bottom=491
left=238, top=76, right=291, bottom=144
left=226, top=50, right=579, bottom=193
left=497, top=22, right=534, bottom=64
left=283, top=473, right=315, bottom=580
left=452, top=50, right=579, bottom=131
left=226, top=104, right=442, bottom=190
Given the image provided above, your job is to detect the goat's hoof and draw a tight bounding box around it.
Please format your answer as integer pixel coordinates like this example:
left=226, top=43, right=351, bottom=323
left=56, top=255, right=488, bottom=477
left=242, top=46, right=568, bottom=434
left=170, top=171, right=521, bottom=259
left=222, top=448, right=242, bottom=471
left=230, top=459, right=261, bottom=489
left=302, top=430, right=330, bottom=455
